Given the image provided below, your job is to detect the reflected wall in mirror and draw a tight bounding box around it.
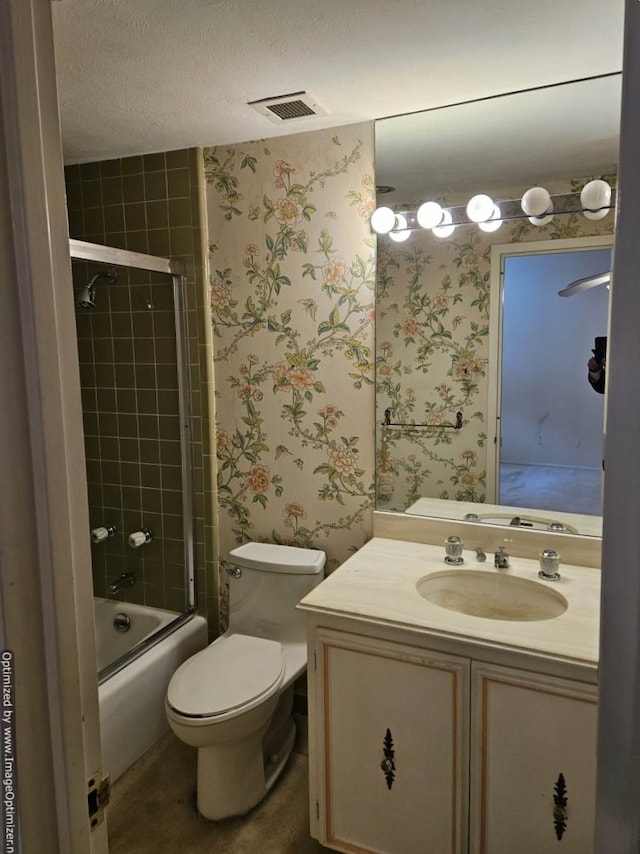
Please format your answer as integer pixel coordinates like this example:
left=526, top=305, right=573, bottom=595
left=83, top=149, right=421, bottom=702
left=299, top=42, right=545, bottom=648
left=375, top=75, right=621, bottom=537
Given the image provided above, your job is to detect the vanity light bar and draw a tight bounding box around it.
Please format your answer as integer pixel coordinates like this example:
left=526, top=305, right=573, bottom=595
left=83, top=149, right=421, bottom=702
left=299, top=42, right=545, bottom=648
left=372, top=185, right=615, bottom=236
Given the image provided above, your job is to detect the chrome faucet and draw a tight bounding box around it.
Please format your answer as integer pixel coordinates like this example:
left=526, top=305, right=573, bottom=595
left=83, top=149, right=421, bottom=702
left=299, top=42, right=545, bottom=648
left=494, top=547, right=510, bottom=570
left=108, top=572, right=136, bottom=595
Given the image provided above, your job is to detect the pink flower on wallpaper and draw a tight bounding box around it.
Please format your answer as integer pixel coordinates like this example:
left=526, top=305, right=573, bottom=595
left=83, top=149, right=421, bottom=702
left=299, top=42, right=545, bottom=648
left=461, top=449, right=477, bottom=466
left=358, top=198, right=375, bottom=218
left=247, top=353, right=259, bottom=365
left=425, top=412, right=444, bottom=426
left=246, top=465, right=270, bottom=494
left=273, top=362, right=292, bottom=390
left=210, top=278, right=231, bottom=306
left=274, top=159, right=295, bottom=178
left=215, top=427, right=228, bottom=454
left=283, top=502, right=307, bottom=520
left=432, top=293, right=448, bottom=310
left=323, top=257, right=346, bottom=286
left=328, top=445, right=358, bottom=477
left=403, top=318, right=419, bottom=337
left=289, top=367, right=315, bottom=392
left=379, top=341, right=393, bottom=357
left=274, top=197, right=303, bottom=227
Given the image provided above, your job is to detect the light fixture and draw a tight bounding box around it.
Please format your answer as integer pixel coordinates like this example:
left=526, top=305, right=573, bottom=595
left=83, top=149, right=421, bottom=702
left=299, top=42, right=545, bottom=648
left=527, top=199, right=554, bottom=226
left=580, top=179, right=612, bottom=220
left=478, top=204, right=502, bottom=233
left=466, top=194, right=494, bottom=223
left=388, top=213, right=411, bottom=242
left=521, top=186, right=552, bottom=217
left=432, top=209, right=456, bottom=238
left=417, top=201, right=444, bottom=229
left=371, top=206, right=397, bottom=234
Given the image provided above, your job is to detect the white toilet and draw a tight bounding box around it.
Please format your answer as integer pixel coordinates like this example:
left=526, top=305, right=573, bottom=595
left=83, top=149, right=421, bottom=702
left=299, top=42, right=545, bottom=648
left=165, top=542, right=325, bottom=820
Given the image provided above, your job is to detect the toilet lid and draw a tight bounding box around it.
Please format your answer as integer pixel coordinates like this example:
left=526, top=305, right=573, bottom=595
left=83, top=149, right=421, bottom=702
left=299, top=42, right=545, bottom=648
left=167, top=634, right=284, bottom=718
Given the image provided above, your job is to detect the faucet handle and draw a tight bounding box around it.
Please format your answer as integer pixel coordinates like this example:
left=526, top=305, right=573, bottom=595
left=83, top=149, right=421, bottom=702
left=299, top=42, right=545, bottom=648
left=494, top=546, right=510, bottom=569
left=444, top=536, right=464, bottom=565
left=538, top=548, right=561, bottom=581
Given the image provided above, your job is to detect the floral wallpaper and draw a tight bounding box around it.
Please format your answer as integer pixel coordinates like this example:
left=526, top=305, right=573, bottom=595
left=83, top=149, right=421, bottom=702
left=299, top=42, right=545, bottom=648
left=204, top=124, right=376, bottom=619
left=376, top=175, right=616, bottom=512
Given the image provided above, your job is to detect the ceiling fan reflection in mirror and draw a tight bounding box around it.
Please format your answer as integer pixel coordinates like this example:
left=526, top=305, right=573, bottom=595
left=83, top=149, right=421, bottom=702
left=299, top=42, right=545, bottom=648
left=558, top=271, right=611, bottom=297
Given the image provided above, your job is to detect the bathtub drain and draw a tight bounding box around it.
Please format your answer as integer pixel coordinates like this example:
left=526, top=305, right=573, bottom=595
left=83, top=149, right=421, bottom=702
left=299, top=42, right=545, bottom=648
left=113, top=613, right=131, bottom=633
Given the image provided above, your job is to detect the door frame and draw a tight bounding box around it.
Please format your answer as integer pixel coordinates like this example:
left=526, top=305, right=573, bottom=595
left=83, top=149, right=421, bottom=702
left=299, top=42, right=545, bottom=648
left=0, top=0, right=107, bottom=850
left=486, top=234, right=614, bottom=503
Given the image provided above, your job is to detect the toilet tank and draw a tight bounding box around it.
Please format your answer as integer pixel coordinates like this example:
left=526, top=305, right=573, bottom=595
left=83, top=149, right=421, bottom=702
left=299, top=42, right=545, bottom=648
left=227, top=543, right=325, bottom=643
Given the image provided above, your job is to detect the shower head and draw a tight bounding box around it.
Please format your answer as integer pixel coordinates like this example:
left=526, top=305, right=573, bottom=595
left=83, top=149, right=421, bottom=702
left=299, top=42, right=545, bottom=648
left=76, top=268, right=119, bottom=309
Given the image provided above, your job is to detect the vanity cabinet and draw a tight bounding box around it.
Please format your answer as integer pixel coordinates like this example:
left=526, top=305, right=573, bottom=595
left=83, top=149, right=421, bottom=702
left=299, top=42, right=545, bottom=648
left=309, top=627, right=597, bottom=854
left=312, top=629, right=470, bottom=854
left=470, top=662, right=597, bottom=854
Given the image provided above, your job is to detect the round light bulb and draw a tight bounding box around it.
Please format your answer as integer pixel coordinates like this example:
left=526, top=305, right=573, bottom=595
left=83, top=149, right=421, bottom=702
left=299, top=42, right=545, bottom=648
left=417, top=201, right=444, bottom=229
left=466, top=194, right=494, bottom=223
left=528, top=200, right=554, bottom=226
left=432, top=209, right=456, bottom=239
left=521, top=187, right=552, bottom=217
left=370, top=206, right=397, bottom=234
left=478, top=204, right=502, bottom=233
left=389, top=213, right=411, bottom=243
left=580, top=179, right=612, bottom=220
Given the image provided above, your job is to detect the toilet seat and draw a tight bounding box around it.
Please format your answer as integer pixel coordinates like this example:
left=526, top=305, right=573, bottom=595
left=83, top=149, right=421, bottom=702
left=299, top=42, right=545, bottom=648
left=166, top=633, right=285, bottom=719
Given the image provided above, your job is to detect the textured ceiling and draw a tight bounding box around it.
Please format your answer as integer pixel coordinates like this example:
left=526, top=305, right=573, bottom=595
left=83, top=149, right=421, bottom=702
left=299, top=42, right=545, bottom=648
left=52, top=0, right=625, bottom=164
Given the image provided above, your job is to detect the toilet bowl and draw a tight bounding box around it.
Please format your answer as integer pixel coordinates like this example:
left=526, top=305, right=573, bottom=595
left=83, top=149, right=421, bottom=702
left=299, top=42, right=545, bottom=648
left=165, top=542, right=325, bottom=820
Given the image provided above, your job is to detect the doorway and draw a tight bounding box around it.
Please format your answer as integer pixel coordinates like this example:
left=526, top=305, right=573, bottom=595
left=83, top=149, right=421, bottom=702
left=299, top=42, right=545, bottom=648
left=488, top=239, right=612, bottom=514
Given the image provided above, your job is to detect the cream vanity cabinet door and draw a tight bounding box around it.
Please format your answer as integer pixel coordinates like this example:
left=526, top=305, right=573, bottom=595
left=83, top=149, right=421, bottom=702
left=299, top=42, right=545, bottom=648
left=313, top=629, right=469, bottom=854
left=470, top=662, right=597, bottom=854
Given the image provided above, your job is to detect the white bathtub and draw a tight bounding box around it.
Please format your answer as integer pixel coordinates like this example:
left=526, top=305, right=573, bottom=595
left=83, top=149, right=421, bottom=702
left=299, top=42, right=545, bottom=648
left=95, top=597, right=207, bottom=782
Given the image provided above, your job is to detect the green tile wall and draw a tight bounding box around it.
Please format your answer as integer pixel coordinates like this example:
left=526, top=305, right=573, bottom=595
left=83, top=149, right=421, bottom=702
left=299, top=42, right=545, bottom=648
left=65, top=149, right=217, bottom=633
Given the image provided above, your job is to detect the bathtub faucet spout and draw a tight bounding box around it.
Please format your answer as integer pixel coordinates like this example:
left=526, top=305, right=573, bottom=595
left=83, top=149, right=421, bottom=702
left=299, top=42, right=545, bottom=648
left=109, top=572, right=136, bottom=595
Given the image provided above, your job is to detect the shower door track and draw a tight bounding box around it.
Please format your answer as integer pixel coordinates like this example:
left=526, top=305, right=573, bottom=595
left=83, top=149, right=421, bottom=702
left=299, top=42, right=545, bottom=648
left=70, top=238, right=185, bottom=276
left=69, top=239, right=195, bottom=614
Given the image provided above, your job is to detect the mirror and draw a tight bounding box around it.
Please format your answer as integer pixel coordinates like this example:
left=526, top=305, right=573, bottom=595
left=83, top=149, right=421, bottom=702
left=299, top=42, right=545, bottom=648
left=375, top=74, right=622, bottom=537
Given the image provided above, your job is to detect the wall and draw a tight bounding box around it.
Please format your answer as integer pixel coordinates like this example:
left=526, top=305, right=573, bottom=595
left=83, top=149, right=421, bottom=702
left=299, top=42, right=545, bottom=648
left=376, top=176, right=615, bottom=512
left=205, top=123, right=376, bottom=620
left=64, top=150, right=217, bottom=631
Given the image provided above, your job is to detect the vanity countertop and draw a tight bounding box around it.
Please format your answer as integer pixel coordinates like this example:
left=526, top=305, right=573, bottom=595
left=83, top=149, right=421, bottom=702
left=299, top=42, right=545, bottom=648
left=298, top=537, right=600, bottom=668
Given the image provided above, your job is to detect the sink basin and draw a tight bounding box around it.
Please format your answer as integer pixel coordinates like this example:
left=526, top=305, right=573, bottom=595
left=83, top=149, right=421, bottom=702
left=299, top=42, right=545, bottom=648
left=416, top=570, right=568, bottom=622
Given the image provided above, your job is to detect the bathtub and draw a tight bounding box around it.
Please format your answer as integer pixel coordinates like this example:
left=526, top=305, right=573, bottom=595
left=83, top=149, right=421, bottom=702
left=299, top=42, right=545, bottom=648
left=95, top=597, right=207, bottom=782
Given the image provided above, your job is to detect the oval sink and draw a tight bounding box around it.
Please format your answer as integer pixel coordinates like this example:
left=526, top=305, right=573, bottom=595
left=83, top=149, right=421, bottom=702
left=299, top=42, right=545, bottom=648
left=416, top=570, right=568, bottom=622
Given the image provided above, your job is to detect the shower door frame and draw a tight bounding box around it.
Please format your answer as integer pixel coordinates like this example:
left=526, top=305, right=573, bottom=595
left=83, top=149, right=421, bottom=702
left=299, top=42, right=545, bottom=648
left=70, top=239, right=196, bottom=629
left=486, top=234, right=614, bottom=504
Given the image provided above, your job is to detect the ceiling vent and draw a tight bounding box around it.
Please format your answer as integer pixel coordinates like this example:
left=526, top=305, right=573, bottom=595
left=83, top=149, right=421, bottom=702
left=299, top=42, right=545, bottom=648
left=248, top=92, right=327, bottom=124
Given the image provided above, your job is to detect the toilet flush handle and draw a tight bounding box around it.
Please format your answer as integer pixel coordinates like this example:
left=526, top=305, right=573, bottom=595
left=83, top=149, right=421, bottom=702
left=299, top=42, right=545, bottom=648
left=225, top=564, right=242, bottom=579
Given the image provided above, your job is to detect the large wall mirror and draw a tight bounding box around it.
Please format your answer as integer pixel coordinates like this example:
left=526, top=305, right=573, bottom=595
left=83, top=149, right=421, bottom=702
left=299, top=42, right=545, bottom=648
left=374, top=73, right=621, bottom=538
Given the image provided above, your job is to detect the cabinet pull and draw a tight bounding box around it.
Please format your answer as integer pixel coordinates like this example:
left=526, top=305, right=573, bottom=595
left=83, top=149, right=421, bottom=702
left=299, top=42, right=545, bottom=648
left=553, top=773, right=568, bottom=840
left=380, top=728, right=396, bottom=790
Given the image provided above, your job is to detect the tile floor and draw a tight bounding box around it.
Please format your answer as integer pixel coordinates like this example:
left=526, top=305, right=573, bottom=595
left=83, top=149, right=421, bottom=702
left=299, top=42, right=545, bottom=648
left=107, top=731, right=329, bottom=854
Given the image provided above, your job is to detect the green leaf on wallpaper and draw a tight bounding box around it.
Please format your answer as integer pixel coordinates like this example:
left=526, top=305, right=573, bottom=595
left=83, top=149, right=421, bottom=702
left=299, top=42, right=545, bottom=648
left=302, top=264, right=317, bottom=280
left=313, top=381, right=326, bottom=393
left=280, top=309, right=292, bottom=325
left=252, top=493, right=267, bottom=508
left=318, top=231, right=333, bottom=253
left=265, top=234, right=274, bottom=251
left=364, top=237, right=376, bottom=248
left=275, top=445, right=292, bottom=458
left=294, top=459, right=304, bottom=470
left=325, top=211, right=339, bottom=220
left=303, top=204, right=317, bottom=220
left=241, top=156, right=257, bottom=173
left=298, top=298, right=318, bottom=319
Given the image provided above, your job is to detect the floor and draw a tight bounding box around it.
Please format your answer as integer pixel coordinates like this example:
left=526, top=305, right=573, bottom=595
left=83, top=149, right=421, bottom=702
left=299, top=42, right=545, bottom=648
left=500, top=463, right=602, bottom=516
left=108, top=731, right=329, bottom=854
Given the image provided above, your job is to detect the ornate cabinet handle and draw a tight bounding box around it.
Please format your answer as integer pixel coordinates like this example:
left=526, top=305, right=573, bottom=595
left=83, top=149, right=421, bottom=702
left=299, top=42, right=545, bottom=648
left=381, top=728, right=396, bottom=790
left=553, top=773, right=568, bottom=840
